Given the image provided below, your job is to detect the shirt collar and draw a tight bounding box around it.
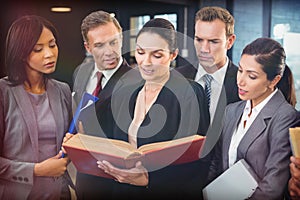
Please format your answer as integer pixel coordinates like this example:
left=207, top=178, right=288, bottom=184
left=244, top=88, right=278, bottom=115
left=198, top=57, right=229, bottom=85
left=92, top=57, right=123, bottom=79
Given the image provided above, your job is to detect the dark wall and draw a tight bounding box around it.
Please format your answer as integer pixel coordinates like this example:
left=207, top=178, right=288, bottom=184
left=1, top=0, right=119, bottom=85
left=0, top=0, right=198, bottom=87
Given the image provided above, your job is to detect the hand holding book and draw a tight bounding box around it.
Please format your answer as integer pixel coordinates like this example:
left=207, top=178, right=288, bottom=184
left=97, top=160, right=149, bottom=186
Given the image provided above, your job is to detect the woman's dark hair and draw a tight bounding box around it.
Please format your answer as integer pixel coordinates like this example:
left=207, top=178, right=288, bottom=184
left=136, top=18, right=177, bottom=53
left=5, top=15, right=58, bottom=85
left=277, top=65, right=297, bottom=107
left=241, top=37, right=285, bottom=81
left=242, top=37, right=297, bottom=107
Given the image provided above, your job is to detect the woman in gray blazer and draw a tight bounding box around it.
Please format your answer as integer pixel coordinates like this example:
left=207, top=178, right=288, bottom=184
left=0, top=15, right=72, bottom=199
left=208, top=37, right=300, bottom=200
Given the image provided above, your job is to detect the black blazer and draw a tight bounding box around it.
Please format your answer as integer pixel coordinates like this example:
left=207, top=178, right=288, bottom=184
left=108, top=69, right=210, bottom=199
left=175, top=60, right=241, bottom=189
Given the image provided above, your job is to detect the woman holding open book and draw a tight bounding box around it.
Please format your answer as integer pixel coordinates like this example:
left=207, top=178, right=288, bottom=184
left=95, top=18, right=210, bottom=199
left=0, top=15, right=72, bottom=199
left=207, top=37, right=300, bottom=199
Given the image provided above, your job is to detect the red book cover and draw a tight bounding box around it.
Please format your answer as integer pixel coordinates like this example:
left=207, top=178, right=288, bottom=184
left=63, top=133, right=205, bottom=178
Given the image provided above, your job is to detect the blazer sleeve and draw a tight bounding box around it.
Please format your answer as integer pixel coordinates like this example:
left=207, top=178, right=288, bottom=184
left=0, top=81, right=35, bottom=186
left=250, top=107, right=300, bottom=200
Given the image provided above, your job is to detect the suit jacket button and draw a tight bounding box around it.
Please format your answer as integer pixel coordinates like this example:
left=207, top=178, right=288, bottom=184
left=24, top=177, right=29, bottom=182
left=12, top=176, right=17, bottom=180
left=18, top=177, right=23, bottom=181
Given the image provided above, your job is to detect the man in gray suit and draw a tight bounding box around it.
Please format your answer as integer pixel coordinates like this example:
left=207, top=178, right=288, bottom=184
left=73, top=11, right=130, bottom=106
left=72, top=10, right=139, bottom=136
left=71, top=10, right=140, bottom=199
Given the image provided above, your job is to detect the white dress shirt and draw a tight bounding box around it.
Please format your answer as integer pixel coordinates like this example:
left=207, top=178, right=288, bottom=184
left=194, top=57, right=229, bottom=123
left=85, top=57, right=123, bottom=94
left=228, top=88, right=278, bottom=167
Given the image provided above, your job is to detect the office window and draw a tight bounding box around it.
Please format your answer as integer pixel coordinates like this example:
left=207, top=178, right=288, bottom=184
left=129, top=15, right=150, bottom=62
left=271, top=0, right=300, bottom=110
left=129, top=14, right=177, bottom=66
left=154, top=13, right=177, bottom=30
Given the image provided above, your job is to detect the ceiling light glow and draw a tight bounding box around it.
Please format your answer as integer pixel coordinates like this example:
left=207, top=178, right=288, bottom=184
left=51, top=6, right=71, bottom=12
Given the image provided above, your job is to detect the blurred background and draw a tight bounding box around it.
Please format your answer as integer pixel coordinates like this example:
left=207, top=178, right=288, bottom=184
left=1, top=0, right=299, bottom=109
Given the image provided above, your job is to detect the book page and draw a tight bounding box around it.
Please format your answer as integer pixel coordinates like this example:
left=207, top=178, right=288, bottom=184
left=66, top=133, right=139, bottom=158
left=138, top=135, right=204, bottom=153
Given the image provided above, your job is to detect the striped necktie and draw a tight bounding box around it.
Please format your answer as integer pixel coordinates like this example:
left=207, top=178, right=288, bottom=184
left=204, top=74, right=213, bottom=108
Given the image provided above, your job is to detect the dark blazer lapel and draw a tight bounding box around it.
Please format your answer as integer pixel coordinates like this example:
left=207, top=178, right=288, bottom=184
left=185, top=62, right=198, bottom=80
left=188, top=62, right=198, bottom=80
left=12, top=85, right=39, bottom=160
left=225, top=60, right=237, bottom=79
left=224, top=60, right=239, bottom=104
left=97, top=61, right=131, bottom=105
left=47, top=80, right=65, bottom=152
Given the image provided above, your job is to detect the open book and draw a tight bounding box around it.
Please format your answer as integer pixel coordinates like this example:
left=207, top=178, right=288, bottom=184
left=289, top=127, right=300, bottom=157
left=63, top=133, right=206, bottom=179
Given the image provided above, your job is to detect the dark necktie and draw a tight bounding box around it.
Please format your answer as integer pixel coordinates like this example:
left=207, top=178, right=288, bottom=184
left=204, top=74, right=213, bottom=108
left=92, top=71, right=103, bottom=96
